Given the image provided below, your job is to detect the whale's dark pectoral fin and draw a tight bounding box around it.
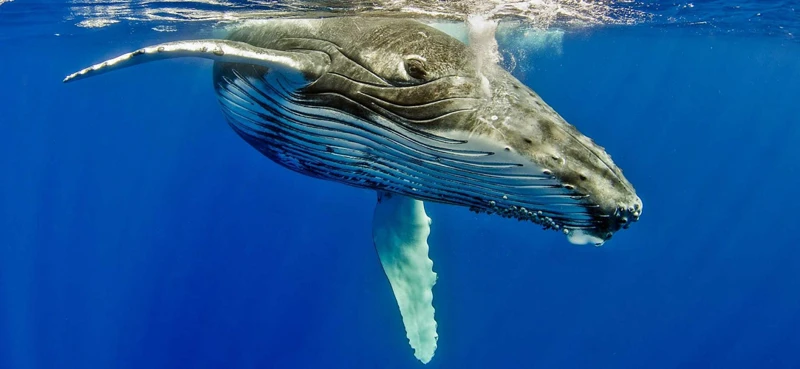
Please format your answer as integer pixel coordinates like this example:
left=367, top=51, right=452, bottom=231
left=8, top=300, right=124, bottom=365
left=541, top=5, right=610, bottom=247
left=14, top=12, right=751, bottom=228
left=63, top=39, right=330, bottom=83
left=372, top=191, right=438, bottom=364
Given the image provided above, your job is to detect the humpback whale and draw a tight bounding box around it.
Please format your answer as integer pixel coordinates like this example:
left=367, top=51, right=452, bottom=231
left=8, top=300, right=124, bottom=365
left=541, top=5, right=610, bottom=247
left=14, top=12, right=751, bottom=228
left=64, top=17, right=642, bottom=364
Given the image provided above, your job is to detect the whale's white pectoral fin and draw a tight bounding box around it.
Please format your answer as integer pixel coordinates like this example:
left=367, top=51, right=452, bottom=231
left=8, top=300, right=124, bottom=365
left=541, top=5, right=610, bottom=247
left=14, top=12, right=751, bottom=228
left=63, top=39, right=329, bottom=83
left=372, top=191, right=438, bottom=364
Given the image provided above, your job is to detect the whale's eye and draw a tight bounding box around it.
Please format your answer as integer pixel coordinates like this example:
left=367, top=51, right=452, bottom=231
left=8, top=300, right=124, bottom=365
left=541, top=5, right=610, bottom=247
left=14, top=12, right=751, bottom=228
left=404, top=57, right=427, bottom=79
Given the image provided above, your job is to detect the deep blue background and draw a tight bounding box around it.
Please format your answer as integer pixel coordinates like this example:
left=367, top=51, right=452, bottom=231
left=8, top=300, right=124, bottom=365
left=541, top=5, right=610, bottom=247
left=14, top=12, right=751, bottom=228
left=1, top=22, right=799, bottom=369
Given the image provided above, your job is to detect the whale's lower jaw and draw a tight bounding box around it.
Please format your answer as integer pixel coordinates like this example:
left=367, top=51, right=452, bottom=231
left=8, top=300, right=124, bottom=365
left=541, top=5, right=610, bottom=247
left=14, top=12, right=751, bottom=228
left=468, top=197, right=640, bottom=244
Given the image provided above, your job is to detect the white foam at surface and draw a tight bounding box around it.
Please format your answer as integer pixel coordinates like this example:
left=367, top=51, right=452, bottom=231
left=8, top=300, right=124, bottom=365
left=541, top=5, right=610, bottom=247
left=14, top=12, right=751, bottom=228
left=496, top=23, right=565, bottom=54
left=65, top=0, right=649, bottom=30
left=76, top=18, right=119, bottom=28
left=372, top=194, right=438, bottom=364
left=467, top=14, right=501, bottom=68
left=428, top=20, right=565, bottom=74
left=151, top=25, right=177, bottom=32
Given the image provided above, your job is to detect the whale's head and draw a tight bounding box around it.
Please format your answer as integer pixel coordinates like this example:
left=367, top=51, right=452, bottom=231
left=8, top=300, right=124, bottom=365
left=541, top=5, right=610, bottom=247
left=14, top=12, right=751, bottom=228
left=457, top=52, right=643, bottom=245
left=478, top=66, right=643, bottom=245
left=213, top=18, right=642, bottom=245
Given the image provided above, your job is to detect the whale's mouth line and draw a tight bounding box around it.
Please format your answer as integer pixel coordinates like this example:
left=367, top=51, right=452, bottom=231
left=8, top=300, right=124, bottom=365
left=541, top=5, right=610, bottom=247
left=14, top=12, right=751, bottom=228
left=469, top=196, right=610, bottom=233
left=356, top=90, right=481, bottom=109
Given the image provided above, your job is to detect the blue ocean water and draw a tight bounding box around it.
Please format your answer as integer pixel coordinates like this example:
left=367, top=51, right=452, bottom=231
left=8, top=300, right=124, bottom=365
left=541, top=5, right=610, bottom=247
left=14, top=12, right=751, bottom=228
left=1, top=1, right=799, bottom=368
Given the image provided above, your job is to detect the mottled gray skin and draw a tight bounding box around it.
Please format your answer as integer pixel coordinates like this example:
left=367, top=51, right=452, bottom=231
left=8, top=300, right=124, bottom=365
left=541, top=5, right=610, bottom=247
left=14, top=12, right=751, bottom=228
left=217, top=17, right=641, bottom=241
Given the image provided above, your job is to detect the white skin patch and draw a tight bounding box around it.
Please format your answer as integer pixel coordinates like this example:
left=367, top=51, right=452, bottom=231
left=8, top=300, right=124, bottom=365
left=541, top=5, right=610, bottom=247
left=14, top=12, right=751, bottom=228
left=567, top=229, right=606, bottom=246
left=480, top=75, right=492, bottom=97
left=470, top=116, right=507, bottom=140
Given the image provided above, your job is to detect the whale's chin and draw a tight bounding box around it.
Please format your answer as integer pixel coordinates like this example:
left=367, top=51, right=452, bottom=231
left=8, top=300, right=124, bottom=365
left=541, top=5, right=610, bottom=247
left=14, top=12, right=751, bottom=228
left=566, top=229, right=607, bottom=246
